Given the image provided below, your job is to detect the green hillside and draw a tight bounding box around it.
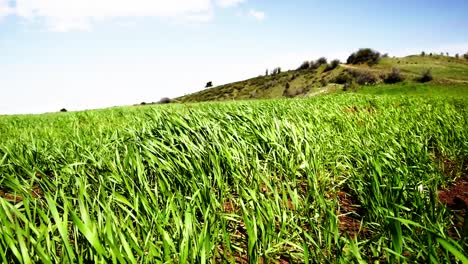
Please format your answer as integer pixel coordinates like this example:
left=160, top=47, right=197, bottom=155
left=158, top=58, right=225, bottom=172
left=176, top=54, right=468, bottom=103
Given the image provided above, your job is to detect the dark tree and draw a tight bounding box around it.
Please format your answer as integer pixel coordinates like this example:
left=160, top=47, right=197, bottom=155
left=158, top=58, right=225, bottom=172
left=324, top=59, right=340, bottom=71
left=316, top=57, right=328, bottom=65
left=205, top=81, right=213, bottom=88
left=421, top=51, right=426, bottom=56
left=297, top=61, right=310, bottom=70
left=464, top=52, right=468, bottom=60
left=159, top=97, right=172, bottom=104
left=60, top=108, right=67, bottom=112
left=347, top=48, right=381, bottom=66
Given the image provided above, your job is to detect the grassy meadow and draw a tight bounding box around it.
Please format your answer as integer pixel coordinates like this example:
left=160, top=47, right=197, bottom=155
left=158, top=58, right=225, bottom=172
left=1, top=93, right=467, bottom=263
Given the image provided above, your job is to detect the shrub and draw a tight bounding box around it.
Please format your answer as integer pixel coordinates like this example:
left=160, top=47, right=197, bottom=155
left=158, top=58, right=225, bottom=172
left=455, top=54, right=459, bottom=59
left=418, top=69, right=433, bottom=83
left=297, top=61, right=310, bottom=70
left=324, top=59, right=340, bottom=72
left=159, top=97, right=172, bottom=104
left=140, top=102, right=147, bottom=105
left=205, top=81, right=213, bottom=88
left=331, top=71, right=352, bottom=85
left=384, top=68, right=404, bottom=84
left=343, top=80, right=357, bottom=91
left=320, top=78, right=328, bottom=87
left=347, top=48, right=381, bottom=66
left=316, top=57, right=328, bottom=66
left=60, top=108, right=67, bottom=112
left=464, top=52, right=468, bottom=60
left=351, top=70, right=379, bottom=85
left=421, top=51, right=426, bottom=56
left=309, top=60, right=319, bottom=70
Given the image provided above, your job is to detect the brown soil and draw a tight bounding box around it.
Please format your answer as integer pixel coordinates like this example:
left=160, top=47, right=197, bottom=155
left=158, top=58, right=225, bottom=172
left=438, top=178, right=468, bottom=210
left=436, top=155, right=468, bottom=240
left=0, top=184, right=43, bottom=203
left=438, top=178, right=468, bottom=240
left=336, top=191, right=368, bottom=237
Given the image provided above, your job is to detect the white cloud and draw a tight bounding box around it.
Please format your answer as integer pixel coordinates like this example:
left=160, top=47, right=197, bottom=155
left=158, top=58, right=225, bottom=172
left=0, top=0, right=13, bottom=17
left=2, top=0, right=222, bottom=31
left=248, top=9, right=265, bottom=21
left=216, top=0, right=246, bottom=8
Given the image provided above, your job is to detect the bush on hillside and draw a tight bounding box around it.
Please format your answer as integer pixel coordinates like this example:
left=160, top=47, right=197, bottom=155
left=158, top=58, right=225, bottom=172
left=331, top=71, right=352, bottom=85
left=384, top=68, right=404, bottom=84
left=464, top=52, right=468, bottom=60
left=316, top=57, right=328, bottom=66
left=205, top=81, right=213, bottom=88
left=309, top=60, right=319, bottom=70
left=350, top=70, right=379, bottom=85
left=418, top=69, right=433, bottom=83
left=159, top=97, right=172, bottom=104
left=60, top=108, right=67, bottom=112
left=297, top=61, right=310, bottom=70
left=324, top=59, right=340, bottom=72
left=347, top=48, right=381, bottom=66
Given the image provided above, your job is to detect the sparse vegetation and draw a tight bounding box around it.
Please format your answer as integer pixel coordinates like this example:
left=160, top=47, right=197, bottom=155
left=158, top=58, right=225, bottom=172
left=271, top=67, right=282, bottom=75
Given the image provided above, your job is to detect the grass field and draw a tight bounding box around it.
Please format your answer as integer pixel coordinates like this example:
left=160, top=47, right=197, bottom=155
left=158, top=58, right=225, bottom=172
left=0, top=94, right=467, bottom=263
left=357, top=82, right=468, bottom=97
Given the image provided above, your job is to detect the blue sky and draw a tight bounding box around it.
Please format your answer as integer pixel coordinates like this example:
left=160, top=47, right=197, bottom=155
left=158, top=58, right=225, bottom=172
left=1, top=0, right=467, bottom=114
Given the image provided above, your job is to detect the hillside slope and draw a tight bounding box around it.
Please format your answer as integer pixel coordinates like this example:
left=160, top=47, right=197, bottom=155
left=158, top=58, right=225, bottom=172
left=175, top=55, right=468, bottom=103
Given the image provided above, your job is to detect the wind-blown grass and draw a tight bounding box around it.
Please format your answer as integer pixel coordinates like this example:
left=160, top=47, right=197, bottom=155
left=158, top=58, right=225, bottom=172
left=0, top=94, right=467, bottom=263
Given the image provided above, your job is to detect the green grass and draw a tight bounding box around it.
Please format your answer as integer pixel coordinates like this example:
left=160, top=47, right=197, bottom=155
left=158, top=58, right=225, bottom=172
left=1, top=94, right=467, bottom=263
left=379, top=55, right=468, bottom=81
left=357, top=82, right=468, bottom=97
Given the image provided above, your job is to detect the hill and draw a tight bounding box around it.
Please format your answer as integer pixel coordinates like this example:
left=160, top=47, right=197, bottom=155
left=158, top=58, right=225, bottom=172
left=175, top=54, right=468, bottom=103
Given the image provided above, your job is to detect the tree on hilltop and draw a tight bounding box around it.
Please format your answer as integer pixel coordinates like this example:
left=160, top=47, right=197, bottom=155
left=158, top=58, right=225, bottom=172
left=347, top=48, right=381, bottom=66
